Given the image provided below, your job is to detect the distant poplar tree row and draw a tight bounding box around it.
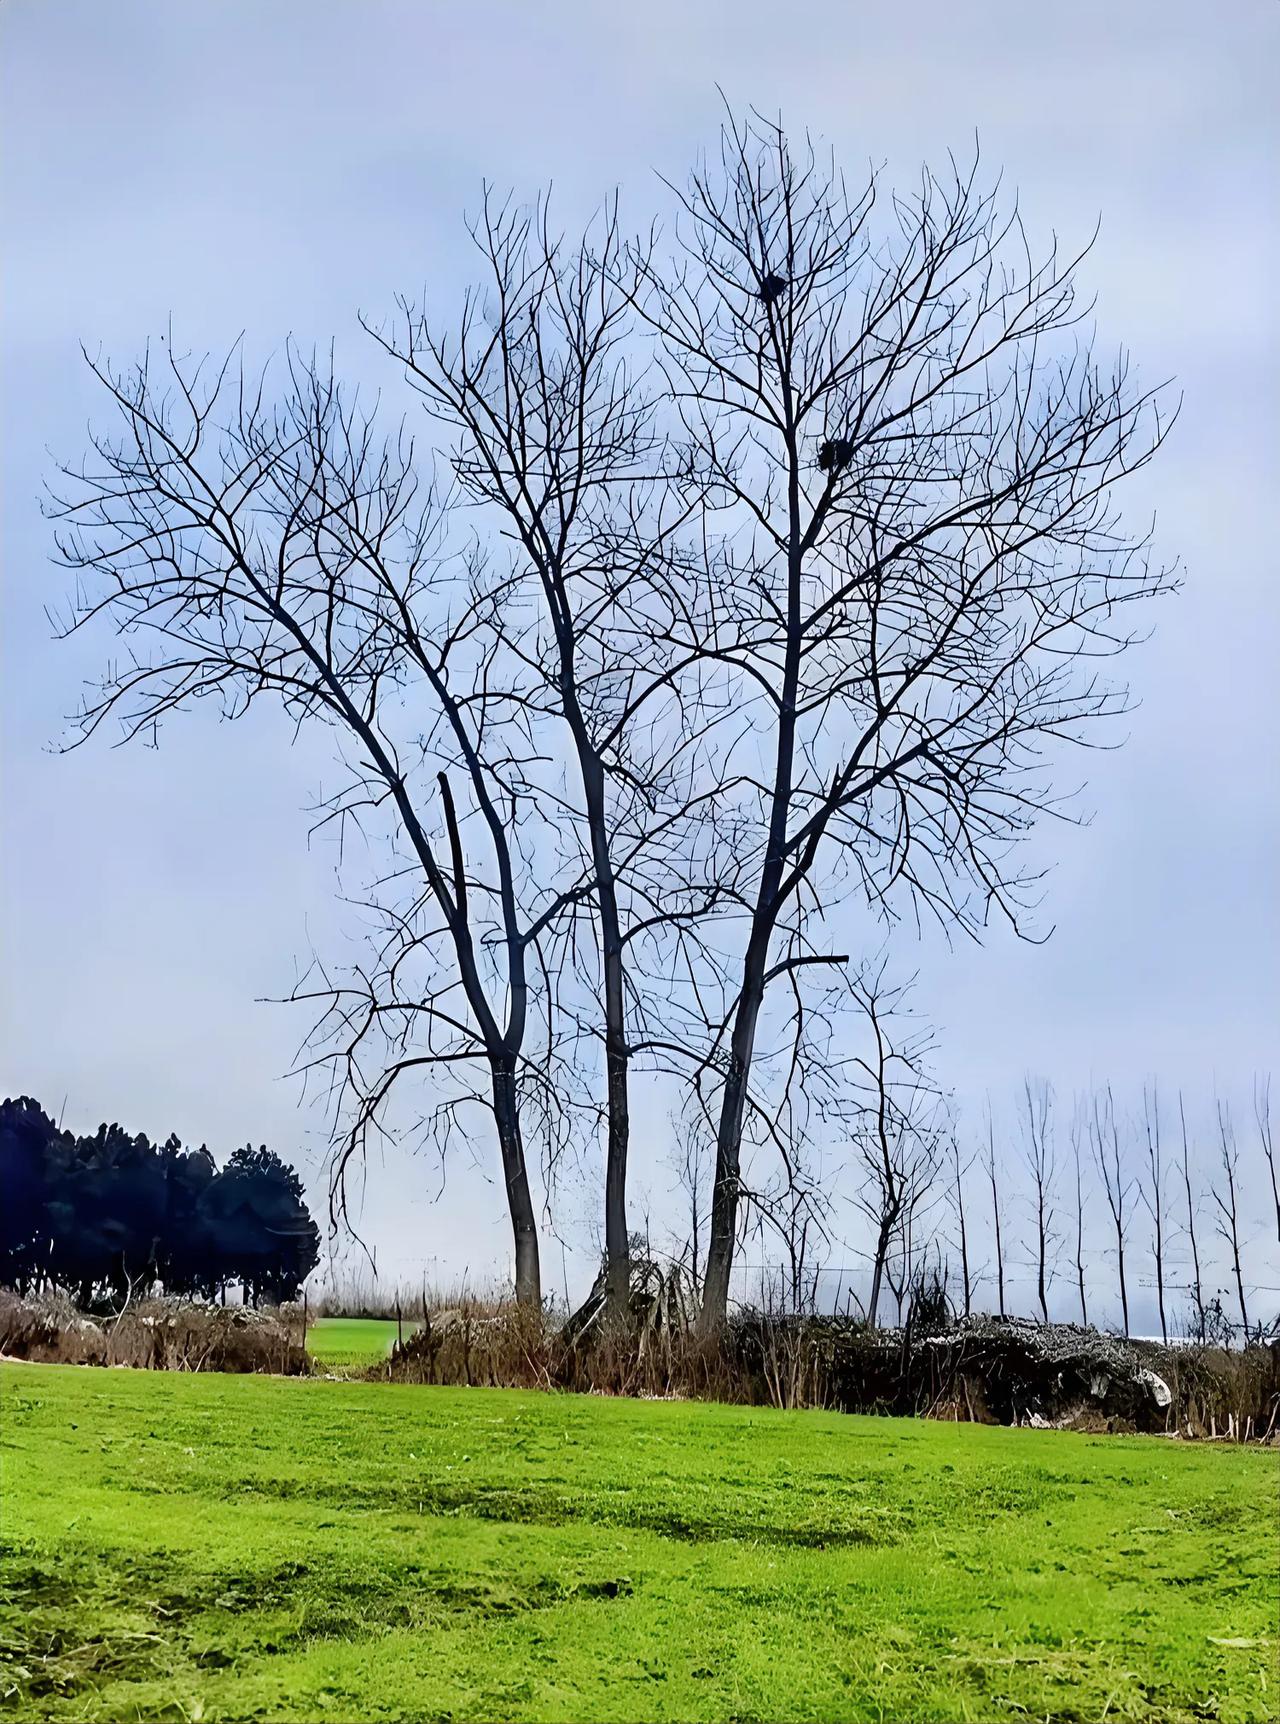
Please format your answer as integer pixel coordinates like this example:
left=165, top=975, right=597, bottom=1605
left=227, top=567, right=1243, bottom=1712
left=0, top=1097, right=319, bottom=1305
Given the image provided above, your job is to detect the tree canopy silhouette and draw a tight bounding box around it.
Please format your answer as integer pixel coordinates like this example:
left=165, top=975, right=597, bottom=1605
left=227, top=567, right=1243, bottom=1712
left=0, top=1098, right=319, bottom=1303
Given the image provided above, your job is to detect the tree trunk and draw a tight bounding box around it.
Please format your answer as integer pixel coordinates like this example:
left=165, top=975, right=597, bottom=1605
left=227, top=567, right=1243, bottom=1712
left=698, top=946, right=769, bottom=1331
left=866, top=1218, right=893, bottom=1328
left=492, top=1059, right=541, bottom=1307
left=602, top=1039, right=629, bottom=1320
left=1179, top=1097, right=1204, bottom=1340
left=1229, top=1238, right=1250, bottom=1338
left=699, top=422, right=804, bottom=1336
left=1073, top=1145, right=1088, bottom=1326
left=560, top=696, right=632, bottom=1323
left=988, top=1156, right=1006, bottom=1319
left=590, top=777, right=631, bottom=1322
left=1036, top=1192, right=1049, bottom=1324
left=955, top=1155, right=972, bottom=1318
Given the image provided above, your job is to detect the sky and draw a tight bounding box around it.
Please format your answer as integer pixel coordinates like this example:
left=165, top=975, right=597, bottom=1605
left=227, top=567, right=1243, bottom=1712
left=2, top=0, right=1277, bottom=1323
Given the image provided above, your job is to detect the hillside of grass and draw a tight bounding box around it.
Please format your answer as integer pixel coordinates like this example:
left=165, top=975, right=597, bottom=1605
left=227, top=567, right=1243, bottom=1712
left=1, top=1362, right=1275, bottom=1721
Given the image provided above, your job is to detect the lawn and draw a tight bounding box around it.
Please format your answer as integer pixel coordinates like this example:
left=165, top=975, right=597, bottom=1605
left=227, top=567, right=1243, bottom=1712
left=306, top=1317, right=415, bottom=1373
left=1, top=1364, right=1275, bottom=1722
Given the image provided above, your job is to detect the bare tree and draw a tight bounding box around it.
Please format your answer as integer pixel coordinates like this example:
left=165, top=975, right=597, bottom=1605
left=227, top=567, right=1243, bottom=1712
left=367, top=198, right=716, bottom=1318
left=948, top=1133, right=974, bottom=1318
left=1020, top=1077, right=1057, bottom=1323
left=1256, top=1077, right=1279, bottom=1249
left=1068, top=1100, right=1089, bottom=1327
left=668, top=1112, right=710, bottom=1292
left=627, top=112, right=1175, bottom=1329
left=984, top=1104, right=1007, bottom=1319
left=1177, top=1090, right=1206, bottom=1341
left=841, top=968, right=940, bottom=1327
left=1210, top=1099, right=1251, bottom=1338
left=1091, top=1086, right=1133, bottom=1337
left=1138, top=1081, right=1170, bottom=1344
left=777, top=1178, right=825, bottom=1317
left=50, top=343, right=595, bottom=1305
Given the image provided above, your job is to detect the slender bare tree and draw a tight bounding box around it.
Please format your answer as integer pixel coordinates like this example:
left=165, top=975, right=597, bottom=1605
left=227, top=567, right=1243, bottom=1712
left=1210, top=1099, right=1251, bottom=1338
left=1068, top=1100, right=1089, bottom=1327
left=1177, top=1091, right=1206, bottom=1341
left=367, top=197, right=718, bottom=1317
left=668, top=1113, right=710, bottom=1292
left=1138, top=1081, right=1170, bottom=1344
left=841, top=967, right=940, bottom=1327
left=1020, top=1077, right=1057, bottom=1323
left=1091, top=1086, right=1133, bottom=1337
left=1256, top=1077, right=1279, bottom=1250
left=984, top=1103, right=1007, bottom=1319
left=627, top=112, right=1176, bottom=1329
left=948, top=1133, right=974, bottom=1318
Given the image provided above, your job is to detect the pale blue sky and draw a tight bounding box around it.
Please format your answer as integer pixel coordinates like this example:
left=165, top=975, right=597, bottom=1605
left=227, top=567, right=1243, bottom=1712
left=2, top=1, right=1276, bottom=1319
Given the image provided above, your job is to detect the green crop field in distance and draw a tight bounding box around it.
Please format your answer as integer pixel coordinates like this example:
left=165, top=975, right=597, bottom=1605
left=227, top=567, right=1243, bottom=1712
left=1, top=1362, right=1275, bottom=1722
left=306, top=1317, right=415, bottom=1373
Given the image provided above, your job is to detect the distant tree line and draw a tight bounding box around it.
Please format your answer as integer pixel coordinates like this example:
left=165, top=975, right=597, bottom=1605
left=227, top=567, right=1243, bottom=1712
left=709, top=1049, right=1278, bottom=1344
left=0, top=1097, right=320, bottom=1305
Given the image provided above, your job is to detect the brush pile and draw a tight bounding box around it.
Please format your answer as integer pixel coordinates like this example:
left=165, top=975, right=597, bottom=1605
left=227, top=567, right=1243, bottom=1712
left=0, top=1288, right=307, bottom=1374
left=381, top=1278, right=1280, bottom=1438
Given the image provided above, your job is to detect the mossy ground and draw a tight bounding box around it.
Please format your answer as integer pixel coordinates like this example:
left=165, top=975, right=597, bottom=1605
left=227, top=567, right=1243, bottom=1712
left=1, top=1362, right=1275, bottom=1721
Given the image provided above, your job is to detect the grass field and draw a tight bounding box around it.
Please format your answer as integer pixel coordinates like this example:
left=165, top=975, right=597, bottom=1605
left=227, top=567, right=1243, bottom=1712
left=1, top=1363, right=1275, bottom=1722
left=306, top=1317, right=414, bottom=1372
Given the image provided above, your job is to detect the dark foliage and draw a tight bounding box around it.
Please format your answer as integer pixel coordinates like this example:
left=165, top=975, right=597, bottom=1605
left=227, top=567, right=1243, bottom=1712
left=0, top=1098, right=319, bottom=1304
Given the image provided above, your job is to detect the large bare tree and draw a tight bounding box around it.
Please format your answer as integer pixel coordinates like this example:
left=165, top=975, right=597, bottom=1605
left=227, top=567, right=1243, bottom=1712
left=369, top=198, right=726, bottom=1317
left=628, top=112, right=1176, bottom=1329
left=50, top=344, right=594, bottom=1305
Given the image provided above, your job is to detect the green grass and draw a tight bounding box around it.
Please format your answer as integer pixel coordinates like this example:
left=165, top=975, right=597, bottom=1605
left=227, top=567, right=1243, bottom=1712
left=1, top=1364, right=1275, bottom=1722
left=306, top=1317, right=415, bottom=1372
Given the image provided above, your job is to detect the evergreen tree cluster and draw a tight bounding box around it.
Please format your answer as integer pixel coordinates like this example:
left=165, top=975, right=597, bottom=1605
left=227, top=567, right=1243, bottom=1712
left=0, top=1097, right=319, bottom=1304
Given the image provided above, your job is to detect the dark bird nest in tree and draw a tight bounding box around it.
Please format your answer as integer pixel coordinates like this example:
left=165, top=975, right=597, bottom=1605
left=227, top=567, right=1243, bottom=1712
left=818, top=437, right=855, bottom=475
left=758, top=271, right=788, bottom=307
